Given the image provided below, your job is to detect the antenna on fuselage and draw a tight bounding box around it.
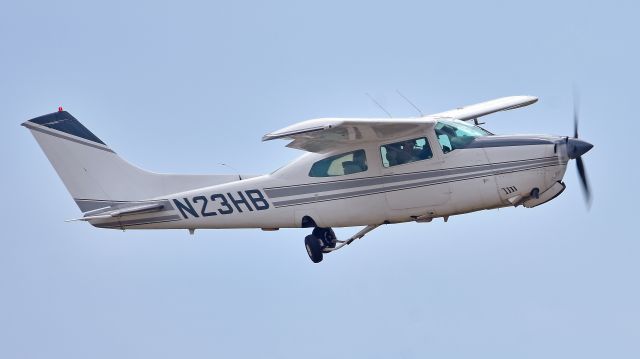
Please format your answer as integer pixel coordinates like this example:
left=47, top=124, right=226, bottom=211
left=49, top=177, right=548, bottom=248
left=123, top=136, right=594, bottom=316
left=396, top=90, right=424, bottom=117
left=220, top=163, right=242, bottom=180
left=365, top=93, right=393, bottom=118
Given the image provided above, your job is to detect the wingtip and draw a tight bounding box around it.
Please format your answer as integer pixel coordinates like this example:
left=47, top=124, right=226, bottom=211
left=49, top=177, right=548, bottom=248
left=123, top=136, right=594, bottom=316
left=508, top=95, right=538, bottom=103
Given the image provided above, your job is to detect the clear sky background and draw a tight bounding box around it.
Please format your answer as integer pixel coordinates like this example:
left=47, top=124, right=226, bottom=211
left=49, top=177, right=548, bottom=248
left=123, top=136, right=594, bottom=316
left=1, top=1, right=638, bottom=358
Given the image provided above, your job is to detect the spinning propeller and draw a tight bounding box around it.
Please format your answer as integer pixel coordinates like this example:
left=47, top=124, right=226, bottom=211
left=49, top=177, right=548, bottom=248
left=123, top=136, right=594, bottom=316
left=565, top=92, right=593, bottom=207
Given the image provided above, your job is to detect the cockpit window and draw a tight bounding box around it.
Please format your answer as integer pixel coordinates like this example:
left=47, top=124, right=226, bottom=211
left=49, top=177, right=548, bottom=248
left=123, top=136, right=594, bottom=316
left=380, top=137, right=433, bottom=168
left=435, top=119, right=491, bottom=153
left=309, top=149, right=368, bottom=177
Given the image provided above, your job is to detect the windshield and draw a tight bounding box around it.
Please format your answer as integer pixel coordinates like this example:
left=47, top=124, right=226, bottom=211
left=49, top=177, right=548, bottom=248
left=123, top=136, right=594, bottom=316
left=435, top=119, right=491, bottom=153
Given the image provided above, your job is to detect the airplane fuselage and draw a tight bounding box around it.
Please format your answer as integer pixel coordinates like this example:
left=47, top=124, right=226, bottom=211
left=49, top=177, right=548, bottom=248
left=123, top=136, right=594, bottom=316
left=90, top=133, right=568, bottom=230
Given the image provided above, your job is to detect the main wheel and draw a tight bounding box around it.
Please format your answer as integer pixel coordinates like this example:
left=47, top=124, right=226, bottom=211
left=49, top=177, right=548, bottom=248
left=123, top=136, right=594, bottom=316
left=305, top=234, right=323, bottom=263
left=313, top=227, right=337, bottom=249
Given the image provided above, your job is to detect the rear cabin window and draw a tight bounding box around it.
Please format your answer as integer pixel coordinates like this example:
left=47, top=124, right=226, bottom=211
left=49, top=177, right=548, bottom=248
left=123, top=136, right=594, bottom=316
left=309, top=150, right=368, bottom=177
left=380, top=137, right=433, bottom=168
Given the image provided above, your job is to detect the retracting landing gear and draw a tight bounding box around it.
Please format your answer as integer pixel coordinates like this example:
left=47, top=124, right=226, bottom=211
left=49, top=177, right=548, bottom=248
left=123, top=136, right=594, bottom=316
left=304, top=227, right=336, bottom=263
left=304, top=225, right=381, bottom=263
left=304, top=235, right=324, bottom=263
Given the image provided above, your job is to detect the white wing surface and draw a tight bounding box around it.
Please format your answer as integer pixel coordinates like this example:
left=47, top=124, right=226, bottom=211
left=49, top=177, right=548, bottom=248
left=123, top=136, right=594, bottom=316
left=430, top=95, right=538, bottom=121
left=263, top=96, right=538, bottom=152
left=263, top=118, right=434, bottom=153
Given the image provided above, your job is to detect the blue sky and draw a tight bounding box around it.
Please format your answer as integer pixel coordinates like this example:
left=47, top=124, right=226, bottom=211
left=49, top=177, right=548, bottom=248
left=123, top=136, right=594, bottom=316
left=1, top=1, right=638, bottom=358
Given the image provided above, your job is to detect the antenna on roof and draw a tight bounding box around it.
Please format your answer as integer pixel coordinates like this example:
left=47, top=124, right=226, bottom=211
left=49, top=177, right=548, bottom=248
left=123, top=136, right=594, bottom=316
left=396, top=90, right=423, bottom=117
left=365, top=93, right=392, bottom=118
left=220, top=163, right=242, bottom=180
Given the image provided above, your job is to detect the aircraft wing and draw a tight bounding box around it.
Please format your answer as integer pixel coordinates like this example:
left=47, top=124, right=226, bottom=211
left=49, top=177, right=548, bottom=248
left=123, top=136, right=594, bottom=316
left=263, top=96, right=537, bottom=153
left=262, top=118, right=434, bottom=153
left=429, top=95, right=538, bottom=121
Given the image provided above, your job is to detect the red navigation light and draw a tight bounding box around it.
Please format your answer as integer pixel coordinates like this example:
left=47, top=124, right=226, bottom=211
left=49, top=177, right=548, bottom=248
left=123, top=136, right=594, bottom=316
left=58, top=106, right=64, bottom=112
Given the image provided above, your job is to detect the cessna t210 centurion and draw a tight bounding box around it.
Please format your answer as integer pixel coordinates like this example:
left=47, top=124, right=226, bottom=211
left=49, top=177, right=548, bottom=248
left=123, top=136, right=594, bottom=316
left=23, top=96, right=593, bottom=263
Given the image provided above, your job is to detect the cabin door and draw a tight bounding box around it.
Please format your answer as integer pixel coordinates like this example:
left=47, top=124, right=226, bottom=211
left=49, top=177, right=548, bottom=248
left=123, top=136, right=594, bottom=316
left=380, top=136, right=451, bottom=211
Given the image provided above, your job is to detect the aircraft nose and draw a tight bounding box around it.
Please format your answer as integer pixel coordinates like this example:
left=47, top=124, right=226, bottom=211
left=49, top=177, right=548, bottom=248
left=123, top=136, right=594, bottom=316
left=567, top=138, right=594, bottom=159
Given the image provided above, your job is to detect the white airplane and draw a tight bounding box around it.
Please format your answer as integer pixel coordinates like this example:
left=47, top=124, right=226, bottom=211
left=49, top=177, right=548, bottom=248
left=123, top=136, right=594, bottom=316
left=23, top=96, right=593, bottom=263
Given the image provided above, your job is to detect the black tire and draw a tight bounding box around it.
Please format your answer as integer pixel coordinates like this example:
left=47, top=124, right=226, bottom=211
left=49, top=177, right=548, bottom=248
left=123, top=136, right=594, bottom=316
left=312, top=227, right=337, bottom=249
left=304, top=234, right=323, bottom=263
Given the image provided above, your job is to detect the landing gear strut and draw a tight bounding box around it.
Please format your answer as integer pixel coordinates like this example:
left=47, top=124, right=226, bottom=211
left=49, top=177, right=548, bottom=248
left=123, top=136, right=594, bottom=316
left=303, top=225, right=381, bottom=263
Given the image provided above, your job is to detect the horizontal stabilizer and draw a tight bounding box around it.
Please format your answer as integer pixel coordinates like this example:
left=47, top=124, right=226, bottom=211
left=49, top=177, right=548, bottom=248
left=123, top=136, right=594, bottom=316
left=67, top=202, right=166, bottom=221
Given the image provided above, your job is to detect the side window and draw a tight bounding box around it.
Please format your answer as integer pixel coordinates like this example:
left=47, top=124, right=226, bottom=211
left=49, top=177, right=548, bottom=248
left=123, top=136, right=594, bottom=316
left=309, top=149, right=368, bottom=177
left=380, top=137, right=433, bottom=168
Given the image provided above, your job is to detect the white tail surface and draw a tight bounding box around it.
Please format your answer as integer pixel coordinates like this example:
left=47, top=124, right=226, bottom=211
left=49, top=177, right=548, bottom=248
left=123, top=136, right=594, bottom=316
left=23, top=110, right=251, bottom=212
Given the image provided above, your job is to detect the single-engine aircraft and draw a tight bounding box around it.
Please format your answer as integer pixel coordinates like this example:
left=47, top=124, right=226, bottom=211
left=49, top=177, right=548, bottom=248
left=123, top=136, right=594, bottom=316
left=23, top=96, right=593, bottom=263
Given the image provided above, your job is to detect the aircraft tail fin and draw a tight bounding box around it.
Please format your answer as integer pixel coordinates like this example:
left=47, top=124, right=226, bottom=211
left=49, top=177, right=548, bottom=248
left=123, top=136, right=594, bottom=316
left=23, top=110, right=248, bottom=213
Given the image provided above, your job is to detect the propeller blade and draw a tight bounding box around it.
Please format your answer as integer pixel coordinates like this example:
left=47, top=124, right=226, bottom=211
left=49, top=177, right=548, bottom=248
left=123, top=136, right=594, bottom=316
left=573, top=88, right=580, bottom=138
left=575, top=156, right=591, bottom=207
left=571, top=86, right=592, bottom=208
